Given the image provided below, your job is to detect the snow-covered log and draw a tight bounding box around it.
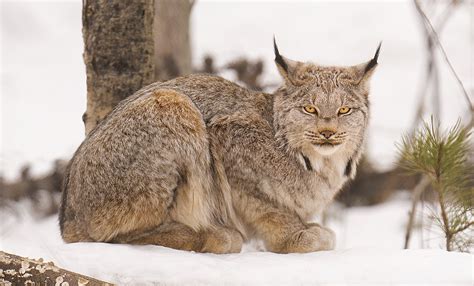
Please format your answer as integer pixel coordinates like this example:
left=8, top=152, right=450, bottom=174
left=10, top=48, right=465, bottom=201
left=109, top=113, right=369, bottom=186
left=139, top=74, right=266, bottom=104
left=0, top=251, right=111, bottom=285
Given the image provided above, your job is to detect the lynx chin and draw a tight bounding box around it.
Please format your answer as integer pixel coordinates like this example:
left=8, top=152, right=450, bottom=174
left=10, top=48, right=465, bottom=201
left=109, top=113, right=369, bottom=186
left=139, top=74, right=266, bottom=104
left=59, top=39, right=380, bottom=253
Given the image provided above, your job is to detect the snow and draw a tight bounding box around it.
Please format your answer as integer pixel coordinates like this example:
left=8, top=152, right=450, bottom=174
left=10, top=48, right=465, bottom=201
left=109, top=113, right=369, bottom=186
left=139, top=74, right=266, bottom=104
left=1, top=198, right=472, bottom=285
left=9, top=245, right=474, bottom=285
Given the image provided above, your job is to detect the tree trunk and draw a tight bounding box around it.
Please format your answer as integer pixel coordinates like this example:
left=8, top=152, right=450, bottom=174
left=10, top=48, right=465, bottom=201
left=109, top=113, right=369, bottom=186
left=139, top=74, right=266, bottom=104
left=82, top=0, right=155, bottom=135
left=154, top=0, right=193, bottom=81
left=0, top=251, right=112, bottom=285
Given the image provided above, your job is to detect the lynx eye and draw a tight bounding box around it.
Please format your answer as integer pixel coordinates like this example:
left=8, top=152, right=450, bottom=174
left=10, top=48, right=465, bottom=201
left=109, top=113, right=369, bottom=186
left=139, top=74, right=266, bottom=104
left=338, top=107, right=351, bottom=115
left=303, top=105, right=317, bottom=114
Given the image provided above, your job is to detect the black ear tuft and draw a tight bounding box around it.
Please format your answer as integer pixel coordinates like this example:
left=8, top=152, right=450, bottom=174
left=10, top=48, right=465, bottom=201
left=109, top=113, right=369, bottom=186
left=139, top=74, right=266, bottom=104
left=273, top=36, right=288, bottom=72
left=364, top=41, right=382, bottom=74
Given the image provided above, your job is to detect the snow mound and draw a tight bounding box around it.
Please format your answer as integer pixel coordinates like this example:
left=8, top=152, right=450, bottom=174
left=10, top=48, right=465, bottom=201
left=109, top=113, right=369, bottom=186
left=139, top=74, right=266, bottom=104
left=51, top=244, right=474, bottom=285
left=1, top=199, right=472, bottom=285
left=0, top=214, right=472, bottom=285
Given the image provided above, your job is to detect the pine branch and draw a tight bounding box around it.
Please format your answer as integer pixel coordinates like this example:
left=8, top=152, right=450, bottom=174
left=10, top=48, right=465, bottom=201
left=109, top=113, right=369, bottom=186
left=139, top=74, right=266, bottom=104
left=453, top=221, right=474, bottom=234
left=398, top=117, right=473, bottom=252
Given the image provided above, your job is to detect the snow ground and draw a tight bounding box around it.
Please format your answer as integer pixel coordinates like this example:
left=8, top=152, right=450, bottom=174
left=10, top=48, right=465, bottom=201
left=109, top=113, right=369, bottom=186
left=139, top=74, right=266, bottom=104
left=1, top=198, right=472, bottom=285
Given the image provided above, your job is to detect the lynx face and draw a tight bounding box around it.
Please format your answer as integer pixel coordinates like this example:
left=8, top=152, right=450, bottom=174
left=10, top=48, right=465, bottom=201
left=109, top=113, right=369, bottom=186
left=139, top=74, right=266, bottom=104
left=273, top=40, right=380, bottom=159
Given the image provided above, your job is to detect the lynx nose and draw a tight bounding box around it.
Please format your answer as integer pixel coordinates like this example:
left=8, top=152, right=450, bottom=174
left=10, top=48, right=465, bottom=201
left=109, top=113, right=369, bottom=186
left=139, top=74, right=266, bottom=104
left=320, top=130, right=335, bottom=139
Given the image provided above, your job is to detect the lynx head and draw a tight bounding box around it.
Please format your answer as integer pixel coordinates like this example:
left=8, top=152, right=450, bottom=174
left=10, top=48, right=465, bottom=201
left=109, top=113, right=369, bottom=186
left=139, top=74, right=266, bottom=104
left=272, top=38, right=380, bottom=162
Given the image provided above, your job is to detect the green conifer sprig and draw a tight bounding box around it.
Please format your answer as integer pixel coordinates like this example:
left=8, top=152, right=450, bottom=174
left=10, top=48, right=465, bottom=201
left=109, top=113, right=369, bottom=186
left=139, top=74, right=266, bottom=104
left=398, top=117, right=473, bottom=251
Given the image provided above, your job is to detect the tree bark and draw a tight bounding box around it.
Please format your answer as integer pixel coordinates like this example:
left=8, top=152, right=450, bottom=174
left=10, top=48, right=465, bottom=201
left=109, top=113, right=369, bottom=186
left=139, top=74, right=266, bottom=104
left=82, top=0, right=155, bottom=135
left=154, top=0, right=193, bottom=81
left=0, top=251, right=112, bottom=285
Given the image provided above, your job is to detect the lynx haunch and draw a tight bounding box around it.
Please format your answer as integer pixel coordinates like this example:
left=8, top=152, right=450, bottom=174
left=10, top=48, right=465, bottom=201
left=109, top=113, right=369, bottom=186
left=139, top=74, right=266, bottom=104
left=59, top=39, right=380, bottom=253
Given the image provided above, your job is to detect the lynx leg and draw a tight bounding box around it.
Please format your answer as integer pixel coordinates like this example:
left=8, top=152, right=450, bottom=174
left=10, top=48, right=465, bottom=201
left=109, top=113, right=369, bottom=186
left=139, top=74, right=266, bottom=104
left=114, top=222, right=242, bottom=254
left=256, top=211, right=334, bottom=253
left=227, top=227, right=244, bottom=253
left=201, top=226, right=243, bottom=254
left=115, top=221, right=203, bottom=251
left=305, top=222, right=336, bottom=251
left=242, top=195, right=332, bottom=253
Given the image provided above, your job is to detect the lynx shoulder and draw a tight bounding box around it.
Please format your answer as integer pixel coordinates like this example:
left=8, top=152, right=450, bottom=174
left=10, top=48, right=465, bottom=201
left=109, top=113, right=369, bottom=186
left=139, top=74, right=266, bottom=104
left=59, top=40, right=380, bottom=253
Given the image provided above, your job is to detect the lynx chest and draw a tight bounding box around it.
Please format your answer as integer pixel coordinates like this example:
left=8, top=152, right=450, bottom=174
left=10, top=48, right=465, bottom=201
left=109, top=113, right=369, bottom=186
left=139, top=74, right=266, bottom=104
left=259, top=157, right=349, bottom=220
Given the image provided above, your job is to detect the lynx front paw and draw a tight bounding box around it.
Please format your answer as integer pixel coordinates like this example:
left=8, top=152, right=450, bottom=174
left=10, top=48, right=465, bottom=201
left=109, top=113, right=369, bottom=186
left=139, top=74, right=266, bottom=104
left=201, top=227, right=243, bottom=254
left=307, top=223, right=336, bottom=250
left=282, top=224, right=335, bottom=253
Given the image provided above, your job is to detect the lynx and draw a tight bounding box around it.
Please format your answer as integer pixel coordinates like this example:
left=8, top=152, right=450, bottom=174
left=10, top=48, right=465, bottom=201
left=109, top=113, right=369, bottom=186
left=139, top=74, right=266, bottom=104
left=59, top=39, right=380, bottom=253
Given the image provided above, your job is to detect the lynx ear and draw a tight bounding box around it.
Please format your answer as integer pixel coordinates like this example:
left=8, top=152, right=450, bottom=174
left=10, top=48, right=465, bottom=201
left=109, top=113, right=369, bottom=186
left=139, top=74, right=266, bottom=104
left=352, top=42, right=381, bottom=92
left=273, top=37, right=299, bottom=85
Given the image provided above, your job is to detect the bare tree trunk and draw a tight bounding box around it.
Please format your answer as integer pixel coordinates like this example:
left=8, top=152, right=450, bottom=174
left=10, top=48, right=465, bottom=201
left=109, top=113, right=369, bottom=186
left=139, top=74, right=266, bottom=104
left=0, top=251, right=111, bottom=285
left=154, top=0, right=194, bottom=81
left=82, top=0, right=155, bottom=135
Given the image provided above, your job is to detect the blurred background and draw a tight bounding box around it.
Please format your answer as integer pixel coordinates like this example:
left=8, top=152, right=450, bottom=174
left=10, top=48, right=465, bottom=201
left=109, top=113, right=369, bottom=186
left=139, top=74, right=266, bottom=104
left=0, top=0, right=472, bottom=253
